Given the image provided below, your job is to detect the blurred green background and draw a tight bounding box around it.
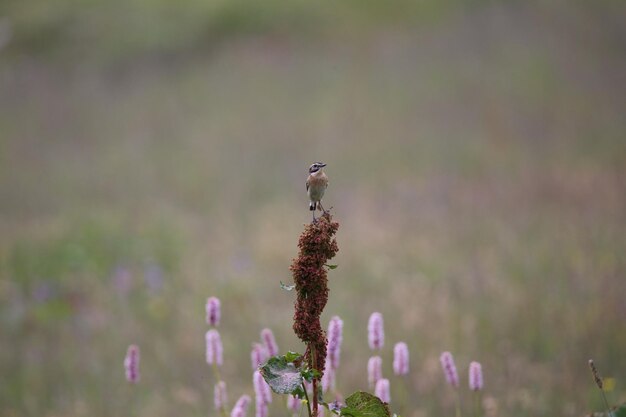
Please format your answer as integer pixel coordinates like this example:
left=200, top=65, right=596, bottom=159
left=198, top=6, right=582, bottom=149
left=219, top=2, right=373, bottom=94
left=1, top=0, right=625, bottom=416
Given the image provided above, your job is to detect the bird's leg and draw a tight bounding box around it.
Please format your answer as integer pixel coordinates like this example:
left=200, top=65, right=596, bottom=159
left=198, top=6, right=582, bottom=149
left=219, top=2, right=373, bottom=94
left=318, top=202, right=328, bottom=214
left=312, top=211, right=317, bottom=223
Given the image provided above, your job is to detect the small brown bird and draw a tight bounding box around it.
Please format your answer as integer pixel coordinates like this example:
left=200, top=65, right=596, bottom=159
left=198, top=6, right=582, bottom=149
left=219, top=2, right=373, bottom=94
left=306, top=162, right=328, bottom=221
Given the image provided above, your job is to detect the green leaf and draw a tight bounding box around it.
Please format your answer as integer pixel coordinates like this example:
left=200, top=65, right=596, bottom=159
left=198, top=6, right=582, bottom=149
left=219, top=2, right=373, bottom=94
left=614, top=403, right=626, bottom=417
left=259, top=356, right=303, bottom=395
left=341, top=392, right=390, bottom=417
left=280, top=281, right=296, bottom=291
left=326, top=264, right=338, bottom=270
left=301, top=368, right=322, bottom=382
left=284, top=351, right=303, bottom=362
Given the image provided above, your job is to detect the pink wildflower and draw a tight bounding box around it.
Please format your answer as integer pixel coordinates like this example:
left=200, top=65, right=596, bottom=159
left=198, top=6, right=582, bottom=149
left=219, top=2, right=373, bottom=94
left=251, top=343, right=268, bottom=370
left=393, top=342, right=409, bottom=376
left=231, top=395, right=251, bottom=417
left=375, top=378, right=390, bottom=403
left=124, top=344, right=140, bottom=383
left=327, top=316, right=344, bottom=370
left=255, top=398, right=268, bottom=417
left=321, top=366, right=335, bottom=393
left=469, top=361, right=483, bottom=391
left=253, top=370, right=272, bottom=404
left=367, top=356, right=383, bottom=388
left=214, top=381, right=228, bottom=410
left=206, top=329, right=224, bottom=367
left=260, top=328, right=279, bottom=357
left=206, top=297, right=221, bottom=326
left=440, top=351, right=459, bottom=388
left=368, top=312, right=384, bottom=350
left=287, top=395, right=301, bottom=413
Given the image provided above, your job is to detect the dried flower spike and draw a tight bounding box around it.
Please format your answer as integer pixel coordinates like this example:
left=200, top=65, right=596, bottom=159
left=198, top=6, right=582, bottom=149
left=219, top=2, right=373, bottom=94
left=393, top=342, right=409, bottom=376
left=206, top=329, right=224, bottom=367
left=375, top=378, right=391, bottom=403
left=469, top=361, right=483, bottom=391
left=124, top=344, right=140, bottom=383
left=214, top=381, right=228, bottom=410
left=588, top=359, right=603, bottom=389
left=440, top=351, right=459, bottom=388
left=368, top=356, right=383, bottom=388
left=260, top=328, right=279, bottom=358
left=231, top=395, right=252, bottom=417
left=368, top=312, right=384, bottom=350
left=206, top=296, right=221, bottom=327
left=327, top=316, right=344, bottom=370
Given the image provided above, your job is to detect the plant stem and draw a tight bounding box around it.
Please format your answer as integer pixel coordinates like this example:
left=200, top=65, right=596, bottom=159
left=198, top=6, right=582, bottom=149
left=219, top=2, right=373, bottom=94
left=455, top=389, right=461, bottom=417
left=302, top=382, right=313, bottom=417
left=474, top=392, right=480, bottom=417
left=311, top=344, right=318, bottom=417
left=600, top=390, right=613, bottom=417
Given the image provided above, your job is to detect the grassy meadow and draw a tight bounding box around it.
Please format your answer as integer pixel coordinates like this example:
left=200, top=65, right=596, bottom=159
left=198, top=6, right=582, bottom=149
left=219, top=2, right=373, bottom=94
left=0, top=1, right=625, bottom=416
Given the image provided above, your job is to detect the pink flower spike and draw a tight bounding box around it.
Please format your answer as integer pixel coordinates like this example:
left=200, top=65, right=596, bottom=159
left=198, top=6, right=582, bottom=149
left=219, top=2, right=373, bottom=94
left=327, top=316, right=344, bottom=370
left=321, top=366, right=336, bottom=393
left=253, top=370, right=272, bottom=404
left=440, top=351, right=459, bottom=388
left=255, top=398, right=268, bottom=417
left=231, top=395, right=252, bottom=417
left=375, top=378, right=391, bottom=403
left=251, top=343, right=269, bottom=370
left=393, top=342, right=409, bottom=376
left=368, top=312, right=384, bottom=350
left=287, top=395, right=301, bottom=413
left=318, top=405, right=325, bottom=417
left=124, top=344, right=140, bottom=383
left=206, top=297, right=221, bottom=326
left=260, top=328, right=279, bottom=357
left=469, top=361, right=483, bottom=391
left=214, top=381, right=228, bottom=410
left=367, top=356, right=383, bottom=388
left=206, top=329, right=224, bottom=367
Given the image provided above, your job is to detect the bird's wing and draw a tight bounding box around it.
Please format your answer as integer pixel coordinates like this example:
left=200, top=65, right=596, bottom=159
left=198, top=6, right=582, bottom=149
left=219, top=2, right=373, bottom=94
left=306, top=178, right=310, bottom=191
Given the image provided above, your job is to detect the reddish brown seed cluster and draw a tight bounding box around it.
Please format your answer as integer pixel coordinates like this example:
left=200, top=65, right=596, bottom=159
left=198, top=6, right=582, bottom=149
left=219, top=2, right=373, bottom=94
left=290, top=213, right=339, bottom=376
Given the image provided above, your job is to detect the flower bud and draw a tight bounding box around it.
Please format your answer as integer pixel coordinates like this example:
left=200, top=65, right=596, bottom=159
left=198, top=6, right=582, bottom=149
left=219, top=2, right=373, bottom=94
left=469, top=361, right=483, bottom=391
left=124, top=344, right=140, bottom=383
left=368, top=356, right=383, bottom=388
left=206, top=329, right=224, bottom=367
left=260, top=328, right=279, bottom=357
left=231, top=395, right=251, bottom=417
left=327, top=316, right=344, bottom=370
left=368, top=312, right=384, bottom=350
left=251, top=343, right=268, bottom=370
left=206, top=297, right=221, bottom=326
left=375, top=378, right=390, bottom=403
left=253, top=370, right=272, bottom=404
left=393, top=342, right=409, bottom=376
left=440, top=351, right=459, bottom=388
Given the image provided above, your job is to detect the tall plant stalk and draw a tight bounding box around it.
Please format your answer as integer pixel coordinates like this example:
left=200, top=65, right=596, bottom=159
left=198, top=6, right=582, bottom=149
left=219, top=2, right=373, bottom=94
left=290, top=213, right=339, bottom=417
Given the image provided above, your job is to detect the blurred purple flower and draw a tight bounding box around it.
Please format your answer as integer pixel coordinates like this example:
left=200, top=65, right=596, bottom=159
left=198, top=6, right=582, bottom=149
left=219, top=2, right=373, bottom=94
left=440, top=351, right=459, bottom=388
left=206, top=329, right=223, bottom=367
left=368, top=312, right=384, bottom=350
left=321, top=366, right=335, bottom=393
left=253, top=370, right=272, bottom=404
left=327, top=316, right=343, bottom=370
left=215, top=381, right=228, bottom=410
left=255, top=398, right=268, bottom=417
left=375, top=378, right=390, bottom=403
left=469, top=361, right=483, bottom=391
left=260, top=328, right=278, bottom=357
left=368, top=356, right=383, bottom=388
left=206, top=296, right=221, bottom=327
left=393, top=342, right=409, bottom=376
left=124, top=344, right=140, bottom=383
left=287, top=395, right=301, bottom=413
left=251, top=343, right=268, bottom=370
left=231, top=395, right=251, bottom=417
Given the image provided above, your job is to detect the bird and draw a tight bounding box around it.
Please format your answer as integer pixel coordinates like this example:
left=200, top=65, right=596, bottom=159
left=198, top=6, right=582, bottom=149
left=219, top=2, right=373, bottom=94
left=306, top=162, right=329, bottom=221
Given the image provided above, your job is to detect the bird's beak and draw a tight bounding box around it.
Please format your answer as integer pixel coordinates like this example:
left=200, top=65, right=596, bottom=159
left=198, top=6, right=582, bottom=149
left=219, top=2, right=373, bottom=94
left=320, top=163, right=327, bottom=167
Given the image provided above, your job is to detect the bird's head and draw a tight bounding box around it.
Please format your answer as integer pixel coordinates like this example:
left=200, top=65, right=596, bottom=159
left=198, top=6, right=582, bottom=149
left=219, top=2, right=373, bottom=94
left=309, top=162, right=327, bottom=174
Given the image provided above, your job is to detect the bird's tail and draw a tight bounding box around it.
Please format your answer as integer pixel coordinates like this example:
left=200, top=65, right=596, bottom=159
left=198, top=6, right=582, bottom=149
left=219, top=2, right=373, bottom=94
left=309, top=202, right=316, bottom=211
